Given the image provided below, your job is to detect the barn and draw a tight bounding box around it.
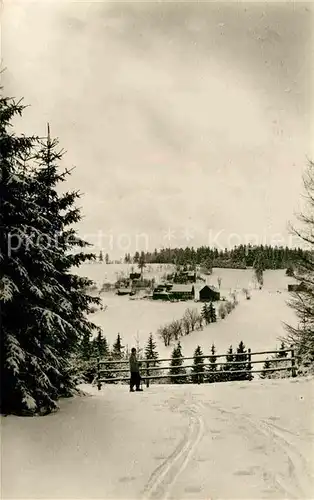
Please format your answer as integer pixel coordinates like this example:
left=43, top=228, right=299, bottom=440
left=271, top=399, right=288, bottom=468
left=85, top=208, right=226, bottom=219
left=198, top=285, right=220, bottom=302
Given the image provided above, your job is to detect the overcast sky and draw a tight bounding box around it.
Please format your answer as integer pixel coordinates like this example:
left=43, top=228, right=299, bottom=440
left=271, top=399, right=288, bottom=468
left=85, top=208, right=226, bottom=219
left=3, top=1, right=313, bottom=256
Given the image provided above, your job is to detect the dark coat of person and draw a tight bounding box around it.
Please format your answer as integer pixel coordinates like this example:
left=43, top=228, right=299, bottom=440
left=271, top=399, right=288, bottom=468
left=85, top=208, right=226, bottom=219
left=129, top=353, right=140, bottom=373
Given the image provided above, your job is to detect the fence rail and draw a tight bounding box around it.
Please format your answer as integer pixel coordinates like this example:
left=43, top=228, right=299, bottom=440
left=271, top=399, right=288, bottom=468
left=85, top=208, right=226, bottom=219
left=96, top=346, right=297, bottom=390
left=98, top=348, right=293, bottom=365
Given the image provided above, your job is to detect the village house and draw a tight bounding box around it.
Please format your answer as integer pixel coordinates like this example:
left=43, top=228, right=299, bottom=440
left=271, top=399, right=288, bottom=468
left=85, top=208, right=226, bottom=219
left=154, top=283, right=172, bottom=291
left=170, top=284, right=195, bottom=300
left=152, top=283, right=194, bottom=301
left=198, top=285, right=220, bottom=302
left=288, top=281, right=307, bottom=292
left=152, top=289, right=171, bottom=301
left=187, top=271, right=196, bottom=283
left=152, top=282, right=173, bottom=300
left=130, top=272, right=141, bottom=280
left=173, top=270, right=196, bottom=284
left=117, top=287, right=134, bottom=296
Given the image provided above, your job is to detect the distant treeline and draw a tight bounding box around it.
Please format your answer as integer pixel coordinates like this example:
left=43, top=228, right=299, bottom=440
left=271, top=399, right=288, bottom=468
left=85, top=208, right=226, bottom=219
left=125, top=245, right=308, bottom=270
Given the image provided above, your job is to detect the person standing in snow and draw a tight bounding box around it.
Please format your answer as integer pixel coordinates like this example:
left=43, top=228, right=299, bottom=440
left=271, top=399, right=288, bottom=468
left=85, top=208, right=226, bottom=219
left=129, top=347, right=143, bottom=392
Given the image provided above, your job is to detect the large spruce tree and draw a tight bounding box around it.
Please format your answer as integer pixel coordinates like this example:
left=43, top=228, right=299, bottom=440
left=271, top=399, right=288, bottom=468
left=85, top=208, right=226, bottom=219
left=0, top=95, right=100, bottom=415
left=286, top=161, right=314, bottom=368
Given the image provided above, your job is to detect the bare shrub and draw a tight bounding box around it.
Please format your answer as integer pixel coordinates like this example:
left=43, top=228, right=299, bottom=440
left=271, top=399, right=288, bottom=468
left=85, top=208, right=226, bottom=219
left=230, top=292, right=238, bottom=305
left=196, top=314, right=203, bottom=330
left=157, top=325, right=173, bottom=347
left=182, top=316, right=191, bottom=335
left=225, top=301, right=233, bottom=314
left=218, top=303, right=227, bottom=319
left=184, top=308, right=199, bottom=332
left=168, top=319, right=183, bottom=341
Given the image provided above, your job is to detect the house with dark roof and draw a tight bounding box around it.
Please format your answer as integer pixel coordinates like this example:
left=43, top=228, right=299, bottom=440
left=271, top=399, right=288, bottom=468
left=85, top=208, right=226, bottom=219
left=198, top=285, right=220, bottom=302
left=288, top=281, right=307, bottom=292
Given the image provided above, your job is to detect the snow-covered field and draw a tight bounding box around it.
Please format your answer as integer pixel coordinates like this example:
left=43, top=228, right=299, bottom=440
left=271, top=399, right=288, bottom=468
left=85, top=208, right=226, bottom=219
left=77, top=262, right=175, bottom=287
left=2, top=377, right=314, bottom=499
left=77, top=264, right=297, bottom=358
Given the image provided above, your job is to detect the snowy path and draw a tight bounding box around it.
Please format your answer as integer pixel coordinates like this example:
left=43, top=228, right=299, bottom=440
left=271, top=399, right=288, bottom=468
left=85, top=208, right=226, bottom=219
left=142, top=401, right=205, bottom=500
left=2, top=378, right=314, bottom=499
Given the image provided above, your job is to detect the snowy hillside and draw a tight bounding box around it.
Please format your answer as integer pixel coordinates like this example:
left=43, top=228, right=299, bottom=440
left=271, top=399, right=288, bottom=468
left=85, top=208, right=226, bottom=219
left=2, top=377, right=314, bottom=499
left=77, top=265, right=297, bottom=359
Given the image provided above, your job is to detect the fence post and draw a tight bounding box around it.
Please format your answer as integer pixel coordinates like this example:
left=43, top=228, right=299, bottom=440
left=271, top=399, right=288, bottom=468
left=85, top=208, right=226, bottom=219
left=97, top=357, right=102, bottom=390
left=248, top=348, right=252, bottom=381
left=146, top=360, right=150, bottom=388
left=197, top=357, right=201, bottom=384
left=290, top=345, right=297, bottom=378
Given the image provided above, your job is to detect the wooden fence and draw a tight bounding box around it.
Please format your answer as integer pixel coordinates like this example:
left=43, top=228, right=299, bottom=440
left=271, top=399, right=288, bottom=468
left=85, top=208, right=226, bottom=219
left=96, top=346, right=297, bottom=390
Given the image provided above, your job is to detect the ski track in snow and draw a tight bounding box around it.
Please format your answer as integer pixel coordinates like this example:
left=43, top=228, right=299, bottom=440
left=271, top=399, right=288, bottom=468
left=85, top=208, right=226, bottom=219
left=197, top=400, right=314, bottom=500
left=250, top=418, right=314, bottom=498
left=142, top=401, right=205, bottom=500
left=142, top=394, right=314, bottom=500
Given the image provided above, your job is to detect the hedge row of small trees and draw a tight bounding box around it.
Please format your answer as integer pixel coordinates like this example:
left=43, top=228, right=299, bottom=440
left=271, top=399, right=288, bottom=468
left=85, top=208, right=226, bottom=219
left=157, top=302, right=220, bottom=347
left=78, top=332, right=253, bottom=384
left=168, top=340, right=253, bottom=384
left=157, top=308, right=204, bottom=347
left=78, top=335, right=254, bottom=384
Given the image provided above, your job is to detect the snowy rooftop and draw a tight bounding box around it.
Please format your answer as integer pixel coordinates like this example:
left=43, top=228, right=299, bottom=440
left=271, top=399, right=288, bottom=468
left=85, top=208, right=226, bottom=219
left=171, top=284, right=194, bottom=293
